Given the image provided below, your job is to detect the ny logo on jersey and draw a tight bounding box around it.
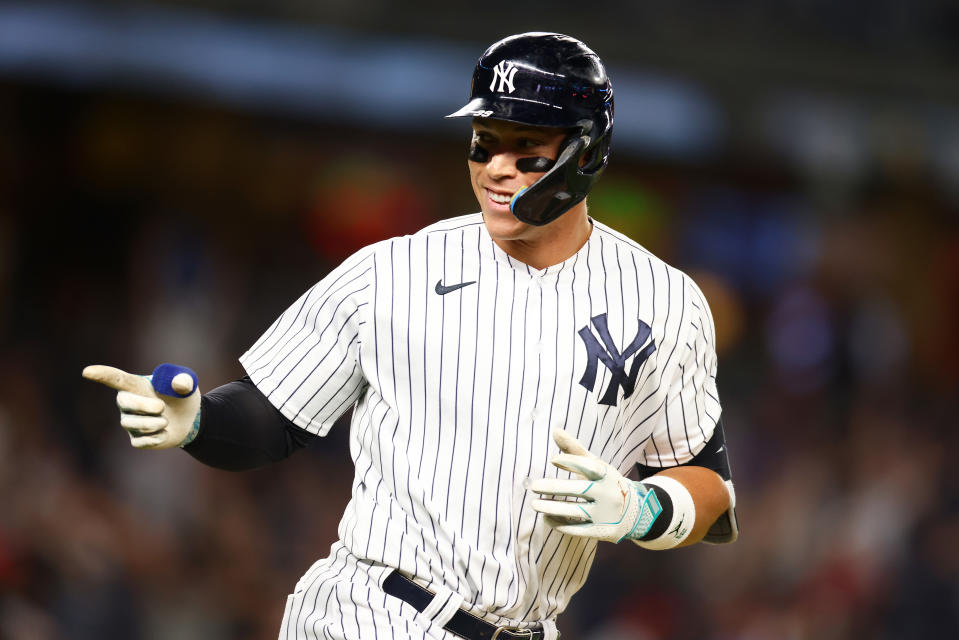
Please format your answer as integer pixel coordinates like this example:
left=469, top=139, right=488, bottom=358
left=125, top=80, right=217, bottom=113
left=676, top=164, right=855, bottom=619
left=490, top=60, right=518, bottom=93
left=578, top=314, right=657, bottom=406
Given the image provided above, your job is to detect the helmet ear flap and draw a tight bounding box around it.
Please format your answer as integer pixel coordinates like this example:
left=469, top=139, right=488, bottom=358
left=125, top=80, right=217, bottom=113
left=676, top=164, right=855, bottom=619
left=508, top=117, right=611, bottom=226
left=578, top=113, right=612, bottom=176
left=579, top=133, right=611, bottom=175
left=510, top=131, right=589, bottom=226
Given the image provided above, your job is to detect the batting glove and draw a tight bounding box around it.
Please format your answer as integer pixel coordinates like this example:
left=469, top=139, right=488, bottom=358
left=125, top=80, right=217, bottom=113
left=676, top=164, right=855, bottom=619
left=529, top=429, right=663, bottom=543
left=82, top=363, right=201, bottom=449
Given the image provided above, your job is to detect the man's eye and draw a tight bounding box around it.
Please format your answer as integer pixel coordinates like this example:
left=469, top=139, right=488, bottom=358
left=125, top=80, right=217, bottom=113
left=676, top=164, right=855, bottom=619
left=518, top=138, right=542, bottom=148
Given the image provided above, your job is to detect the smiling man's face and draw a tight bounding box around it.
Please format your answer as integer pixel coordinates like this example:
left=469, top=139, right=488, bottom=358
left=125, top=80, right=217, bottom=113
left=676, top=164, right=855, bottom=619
left=468, top=118, right=567, bottom=242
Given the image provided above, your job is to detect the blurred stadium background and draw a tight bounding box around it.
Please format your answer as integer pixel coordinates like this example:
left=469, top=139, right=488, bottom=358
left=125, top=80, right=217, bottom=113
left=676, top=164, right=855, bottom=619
left=1, top=1, right=958, bottom=638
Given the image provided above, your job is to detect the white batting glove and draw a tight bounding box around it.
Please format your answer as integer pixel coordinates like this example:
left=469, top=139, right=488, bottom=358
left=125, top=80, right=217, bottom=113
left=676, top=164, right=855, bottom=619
left=528, top=429, right=663, bottom=543
left=82, top=363, right=201, bottom=449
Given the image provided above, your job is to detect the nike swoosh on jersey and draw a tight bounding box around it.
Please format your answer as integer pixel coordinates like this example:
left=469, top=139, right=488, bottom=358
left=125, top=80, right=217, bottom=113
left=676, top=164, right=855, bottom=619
left=435, top=279, right=476, bottom=295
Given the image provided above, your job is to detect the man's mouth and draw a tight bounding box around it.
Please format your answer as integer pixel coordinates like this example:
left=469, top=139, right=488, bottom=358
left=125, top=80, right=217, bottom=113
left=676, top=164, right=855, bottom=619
left=487, top=189, right=514, bottom=205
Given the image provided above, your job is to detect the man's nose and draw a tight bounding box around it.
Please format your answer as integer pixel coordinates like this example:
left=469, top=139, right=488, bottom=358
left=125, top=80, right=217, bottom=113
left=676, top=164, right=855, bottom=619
left=486, top=151, right=518, bottom=179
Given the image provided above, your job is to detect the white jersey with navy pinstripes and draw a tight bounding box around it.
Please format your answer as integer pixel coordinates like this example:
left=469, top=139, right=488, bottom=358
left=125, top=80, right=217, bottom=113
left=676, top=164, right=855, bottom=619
left=240, top=213, right=722, bottom=638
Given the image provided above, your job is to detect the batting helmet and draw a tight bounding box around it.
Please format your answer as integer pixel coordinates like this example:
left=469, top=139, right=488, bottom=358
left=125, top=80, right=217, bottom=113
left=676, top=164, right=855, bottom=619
left=447, top=32, right=614, bottom=226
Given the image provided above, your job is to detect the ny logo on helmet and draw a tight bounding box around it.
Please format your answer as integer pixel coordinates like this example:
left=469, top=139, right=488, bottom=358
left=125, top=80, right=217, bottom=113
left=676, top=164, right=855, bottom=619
left=490, top=60, right=518, bottom=93
left=578, top=314, right=657, bottom=406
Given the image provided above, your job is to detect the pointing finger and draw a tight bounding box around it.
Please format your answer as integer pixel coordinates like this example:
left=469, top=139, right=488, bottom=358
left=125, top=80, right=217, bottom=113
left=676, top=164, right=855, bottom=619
left=82, top=365, right=155, bottom=396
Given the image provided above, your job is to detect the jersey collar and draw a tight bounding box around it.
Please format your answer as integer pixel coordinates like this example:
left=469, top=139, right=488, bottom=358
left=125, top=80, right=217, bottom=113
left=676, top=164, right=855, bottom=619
left=481, top=216, right=595, bottom=278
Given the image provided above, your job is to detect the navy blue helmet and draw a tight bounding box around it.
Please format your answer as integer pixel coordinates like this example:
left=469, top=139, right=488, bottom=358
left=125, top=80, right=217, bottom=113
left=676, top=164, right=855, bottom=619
left=447, top=32, right=614, bottom=226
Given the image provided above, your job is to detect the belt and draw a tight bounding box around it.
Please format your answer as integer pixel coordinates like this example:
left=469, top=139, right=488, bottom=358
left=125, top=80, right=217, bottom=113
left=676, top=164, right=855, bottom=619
left=382, top=570, right=544, bottom=640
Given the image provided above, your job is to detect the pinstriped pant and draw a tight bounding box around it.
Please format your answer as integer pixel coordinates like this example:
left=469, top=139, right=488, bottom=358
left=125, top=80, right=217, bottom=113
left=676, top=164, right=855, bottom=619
left=279, top=542, right=459, bottom=640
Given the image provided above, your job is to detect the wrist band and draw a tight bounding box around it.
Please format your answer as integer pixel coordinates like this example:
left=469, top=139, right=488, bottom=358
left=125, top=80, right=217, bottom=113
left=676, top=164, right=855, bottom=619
left=178, top=407, right=202, bottom=448
left=633, top=476, right=696, bottom=550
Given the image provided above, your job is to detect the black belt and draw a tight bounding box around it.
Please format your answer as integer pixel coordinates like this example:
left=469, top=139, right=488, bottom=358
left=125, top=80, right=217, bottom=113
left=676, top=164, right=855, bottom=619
left=382, top=570, right=544, bottom=640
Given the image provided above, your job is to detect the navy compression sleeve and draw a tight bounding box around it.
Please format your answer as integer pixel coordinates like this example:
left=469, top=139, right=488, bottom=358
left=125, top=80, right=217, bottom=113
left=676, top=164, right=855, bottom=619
left=182, top=376, right=317, bottom=470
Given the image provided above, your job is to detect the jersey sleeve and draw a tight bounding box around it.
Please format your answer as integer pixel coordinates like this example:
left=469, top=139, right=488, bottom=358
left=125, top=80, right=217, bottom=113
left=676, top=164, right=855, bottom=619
left=635, top=276, right=739, bottom=544
left=640, top=275, right=722, bottom=468
left=238, top=246, right=375, bottom=436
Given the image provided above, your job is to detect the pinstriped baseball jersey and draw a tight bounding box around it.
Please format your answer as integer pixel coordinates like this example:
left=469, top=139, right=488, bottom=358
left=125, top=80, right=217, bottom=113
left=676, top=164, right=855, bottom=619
left=240, top=213, right=722, bottom=638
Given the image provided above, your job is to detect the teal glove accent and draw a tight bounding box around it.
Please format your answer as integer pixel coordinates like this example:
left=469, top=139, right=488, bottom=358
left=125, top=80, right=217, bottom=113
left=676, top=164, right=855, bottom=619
left=528, top=429, right=664, bottom=544
left=622, top=482, right=663, bottom=541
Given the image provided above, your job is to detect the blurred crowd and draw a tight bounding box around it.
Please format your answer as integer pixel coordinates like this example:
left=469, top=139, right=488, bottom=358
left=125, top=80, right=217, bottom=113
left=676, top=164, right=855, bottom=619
left=0, top=82, right=957, bottom=640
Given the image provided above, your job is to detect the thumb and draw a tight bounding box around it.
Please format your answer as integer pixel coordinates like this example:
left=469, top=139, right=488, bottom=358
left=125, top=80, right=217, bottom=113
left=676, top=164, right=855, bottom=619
left=553, top=428, right=591, bottom=457
left=151, top=363, right=199, bottom=398
left=82, top=365, right=155, bottom=397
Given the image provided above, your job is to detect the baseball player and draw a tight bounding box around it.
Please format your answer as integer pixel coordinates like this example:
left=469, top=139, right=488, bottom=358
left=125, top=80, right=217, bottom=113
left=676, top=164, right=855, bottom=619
left=83, top=32, right=737, bottom=640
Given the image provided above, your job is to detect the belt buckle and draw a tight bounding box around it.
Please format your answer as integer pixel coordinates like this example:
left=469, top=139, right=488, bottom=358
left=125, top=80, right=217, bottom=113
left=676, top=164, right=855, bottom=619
left=491, top=625, right=535, bottom=640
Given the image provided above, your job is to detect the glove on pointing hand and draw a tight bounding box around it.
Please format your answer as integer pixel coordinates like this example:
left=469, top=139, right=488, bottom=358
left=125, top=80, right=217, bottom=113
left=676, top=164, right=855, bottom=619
left=528, top=429, right=662, bottom=543
left=82, top=363, right=201, bottom=449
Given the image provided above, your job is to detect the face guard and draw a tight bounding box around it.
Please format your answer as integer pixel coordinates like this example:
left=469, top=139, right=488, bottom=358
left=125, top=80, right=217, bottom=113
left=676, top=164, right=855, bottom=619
left=447, top=32, right=614, bottom=226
